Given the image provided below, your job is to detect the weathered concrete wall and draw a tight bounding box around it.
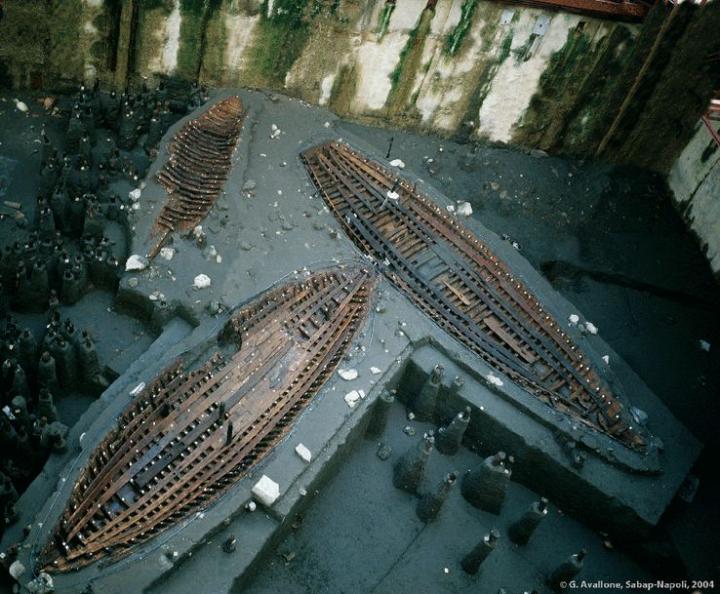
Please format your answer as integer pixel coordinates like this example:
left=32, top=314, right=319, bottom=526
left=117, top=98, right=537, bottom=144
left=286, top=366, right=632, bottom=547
left=0, top=0, right=114, bottom=89
left=0, top=0, right=639, bottom=148
left=669, top=121, right=720, bottom=276
left=0, top=1, right=717, bottom=173
left=142, top=0, right=640, bottom=150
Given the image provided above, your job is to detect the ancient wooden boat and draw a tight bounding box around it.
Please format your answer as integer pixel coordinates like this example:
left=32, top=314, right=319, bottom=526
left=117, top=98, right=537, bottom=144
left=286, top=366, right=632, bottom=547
left=149, top=95, right=245, bottom=257
left=39, top=266, right=375, bottom=572
left=302, top=141, right=646, bottom=451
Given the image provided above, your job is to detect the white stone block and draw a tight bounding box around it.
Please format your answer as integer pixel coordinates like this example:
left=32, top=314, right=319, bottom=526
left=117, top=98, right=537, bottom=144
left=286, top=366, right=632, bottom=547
left=344, top=390, right=362, bottom=408
left=337, top=368, right=358, bottom=381
left=252, top=475, right=280, bottom=506
left=193, top=274, right=212, bottom=289
left=295, top=443, right=312, bottom=463
left=125, top=254, right=148, bottom=272
left=456, top=201, right=473, bottom=216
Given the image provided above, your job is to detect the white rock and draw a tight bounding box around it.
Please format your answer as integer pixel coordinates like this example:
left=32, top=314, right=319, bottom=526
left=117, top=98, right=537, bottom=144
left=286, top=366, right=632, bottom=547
left=389, top=158, right=405, bottom=169
left=631, top=406, right=648, bottom=425
left=699, top=339, right=711, bottom=352
left=193, top=274, right=211, bottom=289
left=456, top=202, right=473, bottom=217
left=370, top=366, right=382, bottom=375
left=295, top=443, right=312, bottom=463
left=9, top=560, right=25, bottom=580
left=130, top=382, right=145, bottom=396
left=344, top=390, right=362, bottom=408
left=125, top=254, right=148, bottom=272
left=568, top=314, right=580, bottom=325
left=585, top=322, right=598, bottom=335
left=193, top=225, right=204, bottom=238
left=128, top=188, right=142, bottom=202
left=14, top=98, right=28, bottom=113
left=245, top=500, right=257, bottom=512
left=159, top=247, right=175, bottom=261
left=602, top=355, right=610, bottom=364
left=486, top=373, right=504, bottom=387
left=26, top=572, right=54, bottom=594
left=446, top=204, right=456, bottom=213
left=386, top=190, right=399, bottom=201
left=338, top=368, right=358, bottom=381
left=251, top=475, right=280, bottom=506
left=323, top=121, right=331, bottom=128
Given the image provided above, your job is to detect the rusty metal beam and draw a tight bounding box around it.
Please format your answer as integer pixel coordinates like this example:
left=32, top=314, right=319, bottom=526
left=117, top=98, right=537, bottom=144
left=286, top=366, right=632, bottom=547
left=503, top=0, right=649, bottom=20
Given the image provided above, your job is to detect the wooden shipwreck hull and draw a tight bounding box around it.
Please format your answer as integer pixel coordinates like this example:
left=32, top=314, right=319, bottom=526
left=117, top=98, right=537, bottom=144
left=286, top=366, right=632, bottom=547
left=150, top=95, right=245, bottom=257
left=302, top=141, right=647, bottom=451
left=40, top=266, right=375, bottom=572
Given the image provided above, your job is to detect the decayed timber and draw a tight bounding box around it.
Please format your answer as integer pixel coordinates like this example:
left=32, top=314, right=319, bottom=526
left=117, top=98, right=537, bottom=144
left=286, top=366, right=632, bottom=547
left=302, top=141, right=647, bottom=451
left=40, top=266, right=375, bottom=572
left=149, top=96, right=245, bottom=258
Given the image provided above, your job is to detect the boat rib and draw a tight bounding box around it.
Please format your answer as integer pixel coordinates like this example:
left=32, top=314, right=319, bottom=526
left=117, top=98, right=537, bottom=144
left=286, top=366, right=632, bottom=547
left=302, top=140, right=646, bottom=451
left=149, top=95, right=245, bottom=258
left=40, top=266, right=375, bottom=572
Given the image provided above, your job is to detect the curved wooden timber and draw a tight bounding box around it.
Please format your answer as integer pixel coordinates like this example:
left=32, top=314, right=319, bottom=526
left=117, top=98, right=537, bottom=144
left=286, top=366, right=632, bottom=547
left=302, top=141, right=647, bottom=451
left=149, top=95, right=245, bottom=258
left=39, top=266, right=375, bottom=572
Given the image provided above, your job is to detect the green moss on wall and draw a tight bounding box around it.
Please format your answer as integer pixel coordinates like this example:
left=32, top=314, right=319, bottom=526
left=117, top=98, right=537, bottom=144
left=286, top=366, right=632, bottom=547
left=197, top=1, right=229, bottom=85
left=176, top=4, right=206, bottom=78
left=586, top=6, right=691, bottom=161
left=513, top=24, right=600, bottom=150
left=616, top=3, right=720, bottom=172
left=48, top=0, right=86, bottom=82
left=134, top=3, right=172, bottom=76
left=376, top=1, right=395, bottom=38
left=0, top=0, right=95, bottom=89
left=445, top=0, right=479, bottom=55
left=0, top=0, right=50, bottom=87
left=138, top=0, right=173, bottom=9
left=453, top=6, right=513, bottom=143
left=243, top=0, right=312, bottom=87
left=386, top=7, right=434, bottom=119
left=328, top=63, right=358, bottom=116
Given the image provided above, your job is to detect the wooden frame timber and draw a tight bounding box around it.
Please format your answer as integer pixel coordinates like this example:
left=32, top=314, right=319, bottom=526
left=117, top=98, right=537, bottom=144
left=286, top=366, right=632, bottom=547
left=302, top=140, right=648, bottom=451
left=39, top=266, right=375, bottom=572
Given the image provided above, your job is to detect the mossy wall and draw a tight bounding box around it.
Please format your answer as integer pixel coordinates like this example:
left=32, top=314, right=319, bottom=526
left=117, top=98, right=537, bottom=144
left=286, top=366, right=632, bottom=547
left=0, top=0, right=717, bottom=175
left=0, top=0, right=121, bottom=89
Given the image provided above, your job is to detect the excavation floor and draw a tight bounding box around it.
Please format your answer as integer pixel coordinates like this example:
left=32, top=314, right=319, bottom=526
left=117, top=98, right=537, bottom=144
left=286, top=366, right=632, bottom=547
left=1, top=88, right=718, bottom=590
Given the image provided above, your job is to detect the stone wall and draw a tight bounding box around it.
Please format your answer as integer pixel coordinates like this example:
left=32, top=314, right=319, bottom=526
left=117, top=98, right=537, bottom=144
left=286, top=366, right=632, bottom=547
left=0, top=0, right=641, bottom=146
left=669, top=121, right=720, bottom=276
left=128, top=0, right=640, bottom=152
left=0, top=0, right=717, bottom=171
